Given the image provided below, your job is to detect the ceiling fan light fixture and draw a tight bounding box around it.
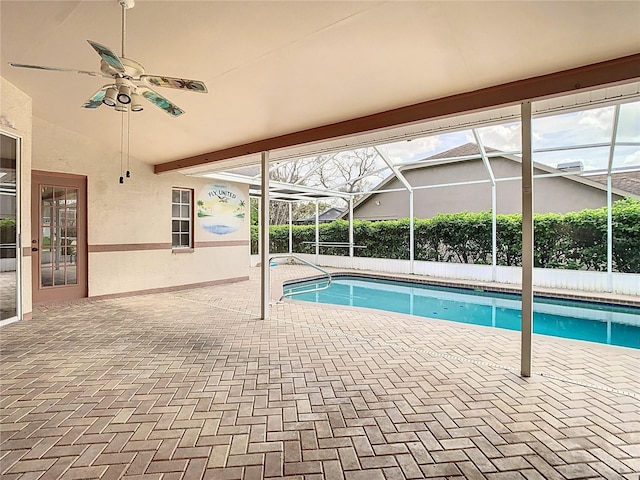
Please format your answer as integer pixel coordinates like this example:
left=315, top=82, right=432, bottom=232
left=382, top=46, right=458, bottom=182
left=103, top=86, right=118, bottom=106
left=117, top=84, right=131, bottom=104
left=115, top=103, right=128, bottom=112
left=130, top=93, right=143, bottom=112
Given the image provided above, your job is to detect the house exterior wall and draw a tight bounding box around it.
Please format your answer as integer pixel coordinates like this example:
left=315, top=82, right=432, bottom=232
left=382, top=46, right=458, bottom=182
left=31, top=116, right=250, bottom=297
left=1, top=77, right=33, bottom=319
left=355, top=158, right=622, bottom=220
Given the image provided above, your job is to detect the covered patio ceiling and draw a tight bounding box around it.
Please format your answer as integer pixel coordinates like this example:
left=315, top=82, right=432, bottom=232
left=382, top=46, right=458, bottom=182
left=197, top=86, right=640, bottom=203
left=2, top=1, right=639, bottom=170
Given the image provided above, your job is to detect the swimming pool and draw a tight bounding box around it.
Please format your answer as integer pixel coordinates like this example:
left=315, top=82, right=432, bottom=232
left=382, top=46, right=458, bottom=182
left=283, top=275, right=640, bottom=349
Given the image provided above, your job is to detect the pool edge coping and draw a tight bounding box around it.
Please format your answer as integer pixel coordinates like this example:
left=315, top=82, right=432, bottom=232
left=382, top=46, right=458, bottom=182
left=282, top=270, right=640, bottom=308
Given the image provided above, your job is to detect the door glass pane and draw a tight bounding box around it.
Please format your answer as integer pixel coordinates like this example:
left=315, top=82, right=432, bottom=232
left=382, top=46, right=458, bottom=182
left=66, top=189, right=77, bottom=206
left=40, top=185, right=78, bottom=287
left=66, top=265, right=77, bottom=284
left=42, top=186, right=53, bottom=205
left=54, top=187, right=65, bottom=206
left=0, top=135, right=17, bottom=320
left=41, top=246, right=53, bottom=287
left=52, top=247, right=65, bottom=286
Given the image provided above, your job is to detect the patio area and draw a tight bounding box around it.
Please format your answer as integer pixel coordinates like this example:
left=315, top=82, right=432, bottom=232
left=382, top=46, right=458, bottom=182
left=1, top=265, right=639, bottom=479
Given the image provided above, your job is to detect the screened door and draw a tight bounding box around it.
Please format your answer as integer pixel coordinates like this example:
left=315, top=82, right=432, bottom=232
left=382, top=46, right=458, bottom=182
left=31, top=172, right=87, bottom=302
left=1, top=134, right=19, bottom=322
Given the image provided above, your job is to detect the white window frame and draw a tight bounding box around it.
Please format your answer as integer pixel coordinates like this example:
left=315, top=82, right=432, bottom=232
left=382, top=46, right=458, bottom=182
left=171, top=188, right=193, bottom=249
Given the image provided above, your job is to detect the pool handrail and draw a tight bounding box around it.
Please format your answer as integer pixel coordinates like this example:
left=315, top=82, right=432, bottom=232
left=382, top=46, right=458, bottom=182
left=269, top=254, right=332, bottom=301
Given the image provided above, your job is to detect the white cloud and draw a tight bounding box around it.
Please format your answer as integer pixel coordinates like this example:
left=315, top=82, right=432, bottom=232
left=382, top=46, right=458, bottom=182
left=465, top=123, right=522, bottom=151
left=378, top=136, right=442, bottom=163
left=577, top=107, right=614, bottom=131
left=532, top=105, right=616, bottom=148
left=623, top=150, right=640, bottom=167
left=616, top=102, right=640, bottom=142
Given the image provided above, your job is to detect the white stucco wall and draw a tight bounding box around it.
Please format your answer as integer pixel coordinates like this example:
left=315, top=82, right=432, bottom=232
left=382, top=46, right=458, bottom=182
left=31, top=116, right=250, bottom=297
left=1, top=76, right=33, bottom=318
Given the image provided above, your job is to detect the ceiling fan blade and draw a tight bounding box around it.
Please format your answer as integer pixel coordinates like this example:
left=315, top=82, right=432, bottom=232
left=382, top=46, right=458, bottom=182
left=139, top=87, right=185, bottom=117
left=10, top=63, right=102, bottom=77
left=140, top=75, right=207, bottom=93
left=87, top=40, right=125, bottom=73
left=82, top=86, right=110, bottom=109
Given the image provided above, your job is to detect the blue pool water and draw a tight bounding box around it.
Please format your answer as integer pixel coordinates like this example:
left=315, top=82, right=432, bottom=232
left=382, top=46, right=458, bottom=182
left=284, top=276, right=640, bottom=349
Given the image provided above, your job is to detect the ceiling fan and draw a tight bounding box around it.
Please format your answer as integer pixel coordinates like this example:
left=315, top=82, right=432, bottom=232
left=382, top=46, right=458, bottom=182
left=9, top=0, right=207, bottom=117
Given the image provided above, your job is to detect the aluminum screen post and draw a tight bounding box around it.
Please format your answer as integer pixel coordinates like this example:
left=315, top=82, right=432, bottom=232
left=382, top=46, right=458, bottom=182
left=257, top=198, right=261, bottom=259
left=607, top=176, right=613, bottom=292
left=409, top=190, right=414, bottom=274
left=349, top=196, right=354, bottom=258
left=521, top=101, right=533, bottom=377
left=474, top=129, right=497, bottom=282
left=606, top=105, right=620, bottom=292
left=288, top=202, right=293, bottom=254
left=260, top=151, right=270, bottom=320
left=315, top=200, right=320, bottom=263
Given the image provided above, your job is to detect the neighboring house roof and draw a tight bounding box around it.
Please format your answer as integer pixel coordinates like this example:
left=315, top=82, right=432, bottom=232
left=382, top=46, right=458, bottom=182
left=417, top=142, right=499, bottom=161
left=588, top=171, right=640, bottom=196
left=297, top=207, right=344, bottom=224
left=344, top=143, right=639, bottom=218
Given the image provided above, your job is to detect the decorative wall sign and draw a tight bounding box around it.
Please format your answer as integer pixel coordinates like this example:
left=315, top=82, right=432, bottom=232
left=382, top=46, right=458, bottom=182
left=197, top=183, right=246, bottom=235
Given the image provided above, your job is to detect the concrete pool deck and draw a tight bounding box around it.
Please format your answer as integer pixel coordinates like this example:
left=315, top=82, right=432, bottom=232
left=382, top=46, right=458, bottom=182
left=1, top=265, right=639, bottom=479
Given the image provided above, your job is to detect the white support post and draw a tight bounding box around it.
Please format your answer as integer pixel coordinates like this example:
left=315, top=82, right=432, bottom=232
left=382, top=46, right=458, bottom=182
left=288, top=202, right=293, bottom=254
left=315, top=200, right=320, bottom=263
left=260, top=151, right=270, bottom=320
left=409, top=190, right=415, bottom=274
left=349, top=196, right=354, bottom=258
left=521, top=101, right=533, bottom=378
left=606, top=105, right=620, bottom=293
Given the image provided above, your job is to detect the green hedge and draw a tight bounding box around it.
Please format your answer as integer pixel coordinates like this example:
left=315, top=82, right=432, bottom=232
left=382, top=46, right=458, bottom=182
left=251, top=198, right=640, bottom=272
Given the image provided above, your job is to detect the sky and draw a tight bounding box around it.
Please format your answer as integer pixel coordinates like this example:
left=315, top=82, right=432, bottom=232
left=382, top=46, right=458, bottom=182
left=376, top=101, right=640, bottom=172
left=235, top=99, right=640, bottom=196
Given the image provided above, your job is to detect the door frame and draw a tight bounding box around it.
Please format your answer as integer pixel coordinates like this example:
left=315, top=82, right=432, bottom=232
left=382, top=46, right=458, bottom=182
left=31, top=170, right=88, bottom=303
left=0, top=131, right=21, bottom=326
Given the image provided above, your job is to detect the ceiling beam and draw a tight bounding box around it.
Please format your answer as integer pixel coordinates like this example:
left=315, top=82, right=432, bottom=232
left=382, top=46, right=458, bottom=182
left=154, top=53, right=640, bottom=174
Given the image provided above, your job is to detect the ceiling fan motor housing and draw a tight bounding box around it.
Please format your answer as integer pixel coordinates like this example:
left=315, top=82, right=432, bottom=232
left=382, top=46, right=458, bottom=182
left=100, top=57, right=145, bottom=79
left=118, top=0, right=135, bottom=10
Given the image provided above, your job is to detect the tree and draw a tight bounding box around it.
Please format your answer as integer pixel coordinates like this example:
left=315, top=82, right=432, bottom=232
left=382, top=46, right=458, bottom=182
left=253, top=149, right=383, bottom=225
left=305, top=147, right=384, bottom=207
left=250, top=198, right=259, bottom=226
left=268, top=155, right=335, bottom=225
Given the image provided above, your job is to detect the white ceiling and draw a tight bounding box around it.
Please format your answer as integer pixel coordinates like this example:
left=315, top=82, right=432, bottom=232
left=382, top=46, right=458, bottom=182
left=2, top=1, right=639, bottom=167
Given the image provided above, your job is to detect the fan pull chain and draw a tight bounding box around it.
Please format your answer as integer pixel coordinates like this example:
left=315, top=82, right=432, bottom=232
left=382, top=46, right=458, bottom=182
left=126, top=107, right=131, bottom=178
left=119, top=107, right=124, bottom=184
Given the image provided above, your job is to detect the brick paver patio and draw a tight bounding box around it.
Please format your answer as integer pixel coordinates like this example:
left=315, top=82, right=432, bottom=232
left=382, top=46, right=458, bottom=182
left=1, top=265, right=639, bottom=479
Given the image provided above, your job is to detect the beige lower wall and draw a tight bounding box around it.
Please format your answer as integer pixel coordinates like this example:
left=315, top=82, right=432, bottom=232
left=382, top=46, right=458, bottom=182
left=1, top=77, right=33, bottom=318
left=88, top=245, right=248, bottom=296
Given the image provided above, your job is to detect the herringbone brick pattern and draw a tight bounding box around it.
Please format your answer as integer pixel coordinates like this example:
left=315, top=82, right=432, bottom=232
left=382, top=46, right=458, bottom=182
left=1, top=266, right=639, bottom=479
